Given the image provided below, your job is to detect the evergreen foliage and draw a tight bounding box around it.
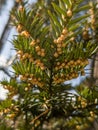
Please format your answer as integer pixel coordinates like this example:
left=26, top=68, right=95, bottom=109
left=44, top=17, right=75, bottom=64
left=0, top=0, right=98, bottom=129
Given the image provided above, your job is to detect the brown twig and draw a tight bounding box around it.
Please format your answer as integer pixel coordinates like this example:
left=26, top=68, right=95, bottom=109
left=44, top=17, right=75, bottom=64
left=30, top=109, right=50, bottom=124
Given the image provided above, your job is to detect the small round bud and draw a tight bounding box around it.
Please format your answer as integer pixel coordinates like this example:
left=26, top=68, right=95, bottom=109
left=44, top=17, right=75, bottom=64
left=35, top=46, right=40, bottom=51
left=60, top=34, right=65, bottom=41
left=82, top=31, right=89, bottom=40
left=57, top=62, right=60, bottom=66
left=25, top=87, right=28, bottom=91
left=57, top=37, right=62, bottom=44
left=41, top=52, right=45, bottom=57
left=54, top=39, right=57, bottom=44
left=18, top=6, right=24, bottom=12
left=61, top=63, right=65, bottom=67
left=76, top=59, right=81, bottom=64
left=36, top=39, right=40, bottom=43
left=67, top=9, right=72, bottom=17
left=29, top=58, right=34, bottom=62
left=17, top=50, right=23, bottom=55
left=62, top=28, right=68, bottom=35
left=76, top=125, right=81, bottom=130
left=30, top=40, right=36, bottom=46
left=17, top=24, right=22, bottom=33
left=54, top=52, right=59, bottom=57
left=57, top=43, right=62, bottom=48
left=57, top=47, right=62, bottom=52
left=41, top=49, right=45, bottom=53
left=70, top=37, right=75, bottom=41
left=25, top=53, right=29, bottom=58
left=37, top=51, right=41, bottom=56
left=40, top=66, right=45, bottom=70
left=7, top=114, right=16, bottom=119
left=90, top=111, right=95, bottom=117
left=21, top=31, right=30, bottom=38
